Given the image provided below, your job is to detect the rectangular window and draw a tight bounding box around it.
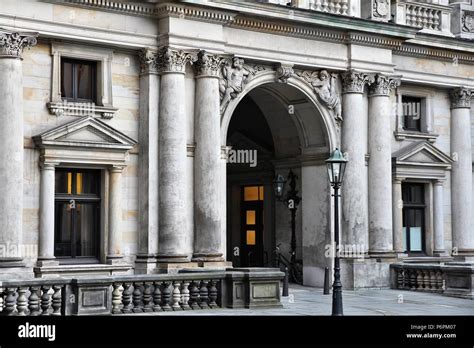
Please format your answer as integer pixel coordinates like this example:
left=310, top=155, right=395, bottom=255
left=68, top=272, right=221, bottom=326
left=54, top=169, right=101, bottom=260
left=401, top=96, right=423, bottom=132
left=402, top=183, right=425, bottom=254
left=61, top=58, right=97, bottom=103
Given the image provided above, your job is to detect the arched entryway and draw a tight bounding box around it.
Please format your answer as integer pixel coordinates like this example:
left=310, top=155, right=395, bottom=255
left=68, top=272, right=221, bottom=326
left=221, top=75, right=337, bottom=286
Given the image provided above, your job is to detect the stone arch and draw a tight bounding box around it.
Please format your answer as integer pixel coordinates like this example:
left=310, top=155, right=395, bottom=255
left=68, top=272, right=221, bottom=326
left=220, top=70, right=339, bottom=152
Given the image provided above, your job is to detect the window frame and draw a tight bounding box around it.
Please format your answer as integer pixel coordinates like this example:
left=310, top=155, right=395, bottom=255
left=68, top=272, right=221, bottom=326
left=402, top=183, right=426, bottom=255
left=54, top=168, right=102, bottom=262
left=60, top=58, right=97, bottom=104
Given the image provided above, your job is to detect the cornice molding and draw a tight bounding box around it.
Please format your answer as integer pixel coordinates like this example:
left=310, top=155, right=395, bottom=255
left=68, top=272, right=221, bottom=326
left=395, top=44, right=474, bottom=65
left=155, top=3, right=235, bottom=23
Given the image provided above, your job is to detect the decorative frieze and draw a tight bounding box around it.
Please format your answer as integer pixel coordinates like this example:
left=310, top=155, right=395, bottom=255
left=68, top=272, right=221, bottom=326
left=449, top=88, right=472, bottom=109
left=369, top=74, right=401, bottom=97
left=295, top=69, right=342, bottom=122
left=194, top=51, right=223, bottom=78
left=0, top=29, right=38, bottom=59
left=219, top=57, right=265, bottom=114
left=340, top=70, right=375, bottom=94
left=462, top=11, right=474, bottom=33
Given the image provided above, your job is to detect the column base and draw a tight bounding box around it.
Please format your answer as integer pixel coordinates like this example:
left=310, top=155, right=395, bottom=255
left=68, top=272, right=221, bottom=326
left=453, top=249, right=474, bottom=259
left=341, top=258, right=392, bottom=289
left=36, top=258, right=59, bottom=267
left=433, top=250, right=449, bottom=257
left=156, top=254, right=190, bottom=263
left=368, top=250, right=397, bottom=259
left=134, top=254, right=159, bottom=274
left=191, top=253, right=224, bottom=262
left=156, top=262, right=199, bottom=274
left=106, top=255, right=124, bottom=265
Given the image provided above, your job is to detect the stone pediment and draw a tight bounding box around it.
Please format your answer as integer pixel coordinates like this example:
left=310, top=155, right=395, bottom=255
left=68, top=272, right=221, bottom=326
left=392, top=141, right=453, bottom=168
left=33, top=116, right=136, bottom=151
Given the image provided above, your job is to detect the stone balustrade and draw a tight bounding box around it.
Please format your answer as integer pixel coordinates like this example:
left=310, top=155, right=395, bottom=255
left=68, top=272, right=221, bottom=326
left=391, top=263, right=445, bottom=293
left=0, top=268, right=284, bottom=315
left=392, top=0, right=453, bottom=35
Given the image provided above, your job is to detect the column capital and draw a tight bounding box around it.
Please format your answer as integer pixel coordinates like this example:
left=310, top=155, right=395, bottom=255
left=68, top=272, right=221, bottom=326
left=449, top=87, right=472, bottom=109
left=340, top=70, right=375, bottom=94
left=155, top=46, right=197, bottom=74
left=368, top=74, right=401, bottom=97
left=393, top=177, right=404, bottom=184
left=434, top=179, right=445, bottom=186
left=0, top=29, right=38, bottom=60
left=109, top=165, right=124, bottom=173
left=194, top=50, right=223, bottom=78
left=40, top=163, right=56, bottom=171
left=138, top=48, right=159, bottom=75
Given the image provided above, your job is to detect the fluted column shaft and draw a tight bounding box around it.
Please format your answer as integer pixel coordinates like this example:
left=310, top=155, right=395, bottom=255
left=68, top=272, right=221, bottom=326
left=192, top=51, right=224, bottom=262
left=340, top=70, right=373, bottom=255
left=449, top=88, right=473, bottom=256
left=157, top=47, right=197, bottom=263
left=368, top=74, right=401, bottom=257
left=0, top=29, right=37, bottom=267
left=107, top=166, right=124, bottom=263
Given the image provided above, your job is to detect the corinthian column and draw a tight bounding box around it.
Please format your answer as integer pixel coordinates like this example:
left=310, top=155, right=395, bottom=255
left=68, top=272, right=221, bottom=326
left=340, top=70, right=374, bottom=256
left=157, top=47, right=197, bottom=263
left=450, top=88, right=473, bottom=256
left=368, top=74, right=401, bottom=258
left=192, top=51, right=224, bottom=262
left=135, top=49, right=160, bottom=273
left=0, top=29, right=37, bottom=270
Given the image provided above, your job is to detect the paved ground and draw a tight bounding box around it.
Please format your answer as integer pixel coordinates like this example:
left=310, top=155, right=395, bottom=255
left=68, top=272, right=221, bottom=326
left=151, top=285, right=474, bottom=316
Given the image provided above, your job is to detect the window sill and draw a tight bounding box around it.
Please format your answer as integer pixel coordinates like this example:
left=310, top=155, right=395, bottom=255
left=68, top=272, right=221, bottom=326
left=47, top=101, right=118, bottom=119
left=394, top=131, right=438, bottom=143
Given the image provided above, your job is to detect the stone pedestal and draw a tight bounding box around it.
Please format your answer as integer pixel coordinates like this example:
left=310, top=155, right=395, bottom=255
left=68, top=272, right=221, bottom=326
left=449, top=88, right=474, bottom=257
left=156, top=47, right=197, bottom=264
left=0, top=29, right=37, bottom=273
left=107, top=166, right=124, bottom=264
left=192, top=51, right=224, bottom=263
left=136, top=49, right=160, bottom=273
left=368, top=74, right=400, bottom=258
left=340, top=70, right=373, bottom=256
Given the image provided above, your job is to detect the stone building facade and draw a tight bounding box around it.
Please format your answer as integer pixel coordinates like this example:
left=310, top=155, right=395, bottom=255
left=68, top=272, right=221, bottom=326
left=0, top=0, right=473, bottom=294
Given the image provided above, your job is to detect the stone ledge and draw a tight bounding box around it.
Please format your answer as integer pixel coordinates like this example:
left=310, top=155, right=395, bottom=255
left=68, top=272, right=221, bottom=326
left=34, top=263, right=133, bottom=278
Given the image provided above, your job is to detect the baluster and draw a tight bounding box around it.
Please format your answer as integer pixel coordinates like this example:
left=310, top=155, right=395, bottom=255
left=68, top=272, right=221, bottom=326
left=28, top=286, right=40, bottom=316
left=199, top=280, right=210, bottom=309
left=409, top=269, right=417, bottom=289
left=16, top=288, right=28, bottom=316
left=396, top=269, right=403, bottom=289
left=51, top=285, right=62, bottom=316
left=423, top=270, right=430, bottom=291
left=421, top=8, right=428, bottom=29
left=322, top=0, right=329, bottom=12
left=121, top=282, right=133, bottom=313
left=112, top=283, right=123, bottom=314
left=208, top=280, right=219, bottom=309
left=143, top=282, right=154, bottom=312
left=416, top=270, right=423, bottom=290
left=172, top=281, right=182, bottom=311
left=313, top=0, right=322, bottom=11
left=433, top=11, right=440, bottom=31
left=334, top=0, right=341, bottom=15
left=429, top=270, right=437, bottom=291
left=41, top=285, right=52, bottom=316
left=132, top=282, right=144, bottom=313
left=436, top=271, right=443, bottom=291
left=427, top=10, right=434, bottom=30
left=152, top=282, right=162, bottom=312
left=180, top=281, right=191, bottom=310
left=328, top=0, right=335, bottom=14
left=340, top=0, right=348, bottom=16
left=0, top=287, right=4, bottom=313
left=189, top=280, right=200, bottom=310
left=5, top=288, right=16, bottom=316
left=161, top=281, right=172, bottom=311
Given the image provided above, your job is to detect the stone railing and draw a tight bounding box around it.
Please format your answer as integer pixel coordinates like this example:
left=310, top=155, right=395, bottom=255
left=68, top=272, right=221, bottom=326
left=391, top=262, right=474, bottom=299
left=391, top=263, right=445, bottom=293
left=392, top=0, right=453, bottom=35
left=0, top=268, right=284, bottom=315
left=0, top=279, right=70, bottom=316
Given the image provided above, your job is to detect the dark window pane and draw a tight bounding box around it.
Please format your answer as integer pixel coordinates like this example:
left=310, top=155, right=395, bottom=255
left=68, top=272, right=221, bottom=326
left=61, top=61, right=74, bottom=99
left=402, top=96, right=422, bottom=132
left=55, top=203, right=72, bottom=257
left=78, top=171, right=100, bottom=195
left=75, top=203, right=99, bottom=257
left=76, top=63, right=93, bottom=100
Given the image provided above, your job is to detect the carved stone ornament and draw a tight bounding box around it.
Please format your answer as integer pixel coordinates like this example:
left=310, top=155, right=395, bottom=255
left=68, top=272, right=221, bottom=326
left=373, top=0, right=389, bottom=18
left=219, top=57, right=265, bottom=114
left=340, top=70, right=375, bottom=94
left=462, top=11, right=474, bottom=33
left=155, top=46, right=197, bottom=74
left=195, top=51, right=223, bottom=77
left=276, top=64, right=294, bottom=83
left=0, top=29, right=38, bottom=59
left=368, top=74, right=401, bottom=96
left=296, top=69, right=342, bottom=122
left=449, top=88, right=472, bottom=109
left=138, top=48, right=159, bottom=74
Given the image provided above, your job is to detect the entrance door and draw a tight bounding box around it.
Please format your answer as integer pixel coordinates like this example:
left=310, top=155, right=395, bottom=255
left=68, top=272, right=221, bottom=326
left=241, top=186, right=264, bottom=266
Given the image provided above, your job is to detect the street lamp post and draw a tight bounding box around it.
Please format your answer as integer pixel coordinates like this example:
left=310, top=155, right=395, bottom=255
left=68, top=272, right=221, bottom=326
left=326, top=148, right=347, bottom=316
